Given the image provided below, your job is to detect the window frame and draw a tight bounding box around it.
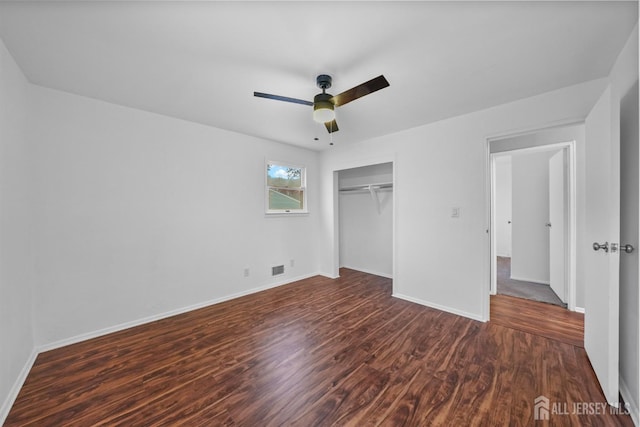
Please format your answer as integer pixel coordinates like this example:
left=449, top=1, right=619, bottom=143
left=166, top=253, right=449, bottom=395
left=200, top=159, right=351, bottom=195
left=265, top=160, right=308, bottom=215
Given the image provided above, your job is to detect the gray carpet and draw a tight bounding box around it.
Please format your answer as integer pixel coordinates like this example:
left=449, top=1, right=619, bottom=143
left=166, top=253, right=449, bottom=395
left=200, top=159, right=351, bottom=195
left=497, top=256, right=566, bottom=307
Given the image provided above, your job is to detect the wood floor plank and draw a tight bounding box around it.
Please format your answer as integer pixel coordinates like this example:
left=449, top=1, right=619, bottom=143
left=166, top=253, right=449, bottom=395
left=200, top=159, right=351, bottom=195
left=5, top=269, right=632, bottom=426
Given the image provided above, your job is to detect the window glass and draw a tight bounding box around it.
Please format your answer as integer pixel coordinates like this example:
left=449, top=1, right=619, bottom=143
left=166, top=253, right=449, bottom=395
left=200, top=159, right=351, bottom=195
left=266, top=163, right=307, bottom=213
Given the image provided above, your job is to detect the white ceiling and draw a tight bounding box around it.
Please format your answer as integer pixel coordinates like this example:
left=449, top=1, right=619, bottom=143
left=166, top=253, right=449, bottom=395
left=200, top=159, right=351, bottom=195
left=0, top=1, right=637, bottom=151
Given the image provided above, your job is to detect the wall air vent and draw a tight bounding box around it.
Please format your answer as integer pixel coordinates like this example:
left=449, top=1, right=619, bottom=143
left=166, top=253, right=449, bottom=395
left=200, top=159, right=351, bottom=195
left=272, top=265, right=285, bottom=276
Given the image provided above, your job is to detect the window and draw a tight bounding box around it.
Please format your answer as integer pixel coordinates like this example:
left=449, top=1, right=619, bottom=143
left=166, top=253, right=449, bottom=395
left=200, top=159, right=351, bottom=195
left=266, top=161, right=307, bottom=214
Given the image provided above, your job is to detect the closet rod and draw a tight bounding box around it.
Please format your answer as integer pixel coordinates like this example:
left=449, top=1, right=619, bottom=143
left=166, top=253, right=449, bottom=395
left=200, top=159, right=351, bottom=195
left=338, top=182, right=393, bottom=193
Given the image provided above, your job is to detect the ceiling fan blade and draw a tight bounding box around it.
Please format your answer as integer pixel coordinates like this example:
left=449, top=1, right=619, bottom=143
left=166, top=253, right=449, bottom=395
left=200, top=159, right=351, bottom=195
left=331, top=75, right=390, bottom=107
left=254, top=92, right=313, bottom=106
left=325, top=119, right=339, bottom=133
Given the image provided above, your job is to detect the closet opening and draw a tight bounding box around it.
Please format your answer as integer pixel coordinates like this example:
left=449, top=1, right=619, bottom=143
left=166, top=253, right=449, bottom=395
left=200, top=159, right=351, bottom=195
left=337, top=162, right=394, bottom=279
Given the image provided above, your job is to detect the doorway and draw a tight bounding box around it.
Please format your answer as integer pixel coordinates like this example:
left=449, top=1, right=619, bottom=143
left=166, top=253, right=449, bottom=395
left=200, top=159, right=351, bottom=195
left=488, top=124, right=580, bottom=313
left=492, top=148, right=568, bottom=307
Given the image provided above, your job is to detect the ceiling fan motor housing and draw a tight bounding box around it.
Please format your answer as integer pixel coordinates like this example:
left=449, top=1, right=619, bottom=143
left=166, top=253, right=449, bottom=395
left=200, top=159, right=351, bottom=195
left=314, top=92, right=333, bottom=106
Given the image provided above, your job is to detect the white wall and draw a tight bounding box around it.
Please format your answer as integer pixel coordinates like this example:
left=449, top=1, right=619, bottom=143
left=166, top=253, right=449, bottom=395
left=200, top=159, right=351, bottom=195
left=511, top=150, right=555, bottom=284
left=612, top=23, right=639, bottom=424
left=0, top=39, right=37, bottom=420
left=338, top=163, right=393, bottom=278
left=28, top=86, right=321, bottom=348
left=494, top=156, right=512, bottom=257
left=319, top=78, right=607, bottom=321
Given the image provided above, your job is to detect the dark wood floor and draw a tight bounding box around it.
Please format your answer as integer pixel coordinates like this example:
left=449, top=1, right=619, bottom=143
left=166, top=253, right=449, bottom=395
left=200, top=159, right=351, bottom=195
left=6, top=269, right=632, bottom=426
left=491, top=293, right=584, bottom=348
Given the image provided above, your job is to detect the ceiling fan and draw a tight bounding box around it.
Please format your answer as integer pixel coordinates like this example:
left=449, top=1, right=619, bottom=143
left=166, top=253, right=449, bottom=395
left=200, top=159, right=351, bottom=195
left=254, top=74, right=390, bottom=133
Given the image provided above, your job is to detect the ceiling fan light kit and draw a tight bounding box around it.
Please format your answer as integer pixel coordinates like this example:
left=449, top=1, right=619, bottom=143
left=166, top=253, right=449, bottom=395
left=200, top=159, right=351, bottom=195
left=254, top=73, right=390, bottom=135
left=312, top=93, right=335, bottom=123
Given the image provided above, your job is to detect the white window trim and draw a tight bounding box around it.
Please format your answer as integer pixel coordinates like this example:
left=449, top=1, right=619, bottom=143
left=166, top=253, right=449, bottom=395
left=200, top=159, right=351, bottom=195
left=265, top=159, right=308, bottom=215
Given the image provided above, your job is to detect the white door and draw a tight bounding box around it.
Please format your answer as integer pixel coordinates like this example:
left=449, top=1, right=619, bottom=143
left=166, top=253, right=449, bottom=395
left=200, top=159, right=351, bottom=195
left=548, top=150, right=566, bottom=303
left=584, top=85, right=620, bottom=406
left=495, top=156, right=512, bottom=258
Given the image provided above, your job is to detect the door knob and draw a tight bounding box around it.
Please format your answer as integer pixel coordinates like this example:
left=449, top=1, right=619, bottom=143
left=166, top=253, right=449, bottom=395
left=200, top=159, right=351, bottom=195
left=593, top=242, right=609, bottom=252
left=545, top=222, right=552, bottom=228
left=621, top=244, right=634, bottom=254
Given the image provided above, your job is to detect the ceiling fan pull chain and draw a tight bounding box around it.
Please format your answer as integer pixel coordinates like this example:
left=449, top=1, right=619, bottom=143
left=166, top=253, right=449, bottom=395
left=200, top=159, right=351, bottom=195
left=330, top=125, right=333, bottom=146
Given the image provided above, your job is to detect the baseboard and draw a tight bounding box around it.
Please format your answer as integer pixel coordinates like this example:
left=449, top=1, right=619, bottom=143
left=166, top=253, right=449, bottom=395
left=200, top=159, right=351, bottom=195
left=37, top=272, right=321, bottom=353
left=318, top=272, right=340, bottom=279
left=509, top=275, right=550, bottom=285
left=575, top=306, right=585, bottom=314
left=339, top=265, right=392, bottom=279
left=0, top=348, right=38, bottom=425
left=620, top=377, right=639, bottom=426
left=393, top=293, right=485, bottom=322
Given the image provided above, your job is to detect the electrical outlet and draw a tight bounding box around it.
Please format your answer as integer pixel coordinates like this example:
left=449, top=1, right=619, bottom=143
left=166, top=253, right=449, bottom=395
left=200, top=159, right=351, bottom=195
left=290, top=259, right=295, bottom=267
left=243, top=267, right=250, bottom=277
